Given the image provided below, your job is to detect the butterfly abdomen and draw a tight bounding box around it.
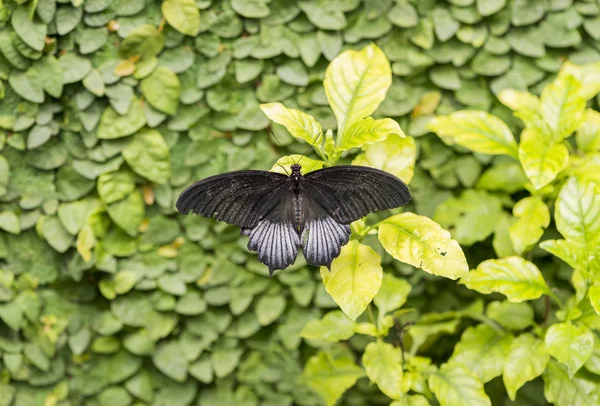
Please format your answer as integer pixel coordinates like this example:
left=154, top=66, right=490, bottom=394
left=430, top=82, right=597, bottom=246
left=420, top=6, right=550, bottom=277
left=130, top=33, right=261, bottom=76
left=293, top=194, right=303, bottom=231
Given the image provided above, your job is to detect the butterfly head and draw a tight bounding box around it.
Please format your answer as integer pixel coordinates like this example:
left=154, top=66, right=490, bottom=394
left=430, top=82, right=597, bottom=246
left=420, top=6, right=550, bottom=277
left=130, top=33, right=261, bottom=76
left=291, top=163, right=302, bottom=175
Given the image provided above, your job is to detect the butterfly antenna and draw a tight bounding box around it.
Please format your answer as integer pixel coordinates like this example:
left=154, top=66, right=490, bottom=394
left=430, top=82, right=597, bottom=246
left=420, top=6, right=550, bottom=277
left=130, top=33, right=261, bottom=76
left=297, top=132, right=322, bottom=165
left=269, top=131, right=290, bottom=175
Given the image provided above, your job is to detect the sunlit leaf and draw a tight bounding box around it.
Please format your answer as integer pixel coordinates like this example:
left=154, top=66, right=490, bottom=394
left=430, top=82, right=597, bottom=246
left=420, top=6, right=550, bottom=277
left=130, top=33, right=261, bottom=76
left=449, top=324, right=513, bottom=383
left=338, top=117, right=404, bottom=151
left=260, top=102, right=322, bottom=144
left=503, top=334, right=549, bottom=400
left=557, top=60, right=600, bottom=100
left=162, top=0, right=201, bottom=36
left=300, top=310, right=355, bottom=342
left=576, top=109, right=600, bottom=153
left=427, top=110, right=518, bottom=158
left=428, top=363, right=491, bottom=406
left=379, top=213, right=469, bottom=280
left=518, top=127, right=569, bottom=190
left=320, top=240, right=383, bottom=321
left=461, top=257, right=549, bottom=302
left=303, top=350, right=364, bottom=406
left=352, top=134, right=416, bottom=184
left=508, top=196, right=550, bottom=254
left=543, top=360, right=600, bottom=405
left=540, top=73, right=586, bottom=140
left=324, top=43, right=392, bottom=142
left=373, top=273, right=411, bottom=316
left=363, top=341, right=404, bottom=400
left=545, top=321, right=594, bottom=379
left=555, top=176, right=600, bottom=246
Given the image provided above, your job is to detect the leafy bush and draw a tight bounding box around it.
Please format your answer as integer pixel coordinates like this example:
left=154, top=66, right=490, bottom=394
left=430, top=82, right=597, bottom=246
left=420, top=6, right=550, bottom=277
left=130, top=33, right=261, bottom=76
left=1, top=1, right=600, bottom=406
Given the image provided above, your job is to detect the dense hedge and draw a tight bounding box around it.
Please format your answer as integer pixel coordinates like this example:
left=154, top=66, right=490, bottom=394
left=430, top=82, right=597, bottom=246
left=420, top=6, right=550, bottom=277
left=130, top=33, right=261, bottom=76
left=0, top=0, right=599, bottom=405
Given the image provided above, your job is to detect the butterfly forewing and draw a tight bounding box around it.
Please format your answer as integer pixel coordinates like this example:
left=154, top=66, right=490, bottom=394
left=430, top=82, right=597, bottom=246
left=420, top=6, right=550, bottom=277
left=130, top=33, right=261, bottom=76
left=175, top=170, right=289, bottom=228
left=302, top=165, right=411, bottom=224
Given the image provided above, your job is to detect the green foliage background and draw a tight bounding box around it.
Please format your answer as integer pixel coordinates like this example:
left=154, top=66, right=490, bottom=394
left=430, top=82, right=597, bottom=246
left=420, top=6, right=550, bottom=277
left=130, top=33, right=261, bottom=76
left=1, top=0, right=600, bottom=405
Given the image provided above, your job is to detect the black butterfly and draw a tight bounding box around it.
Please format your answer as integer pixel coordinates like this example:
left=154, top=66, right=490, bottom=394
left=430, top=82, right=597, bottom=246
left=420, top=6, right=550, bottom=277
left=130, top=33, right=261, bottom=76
left=176, top=164, right=411, bottom=275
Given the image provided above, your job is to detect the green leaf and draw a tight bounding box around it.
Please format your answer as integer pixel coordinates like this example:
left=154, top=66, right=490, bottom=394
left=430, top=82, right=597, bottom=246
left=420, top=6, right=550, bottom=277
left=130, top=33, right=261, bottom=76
left=211, top=348, right=242, bottom=378
left=379, top=212, right=469, bottom=280
left=254, top=295, right=286, bottom=326
left=449, top=324, right=513, bottom=383
left=119, top=24, right=165, bottom=59
left=270, top=155, right=324, bottom=175
left=428, top=363, right=491, bottom=406
left=427, top=111, right=518, bottom=158
left=373, top=273, right=411, bottom=316
left=477, top=0, right=506, bottom=16
left=557, top=60, right=600, bottom=101
left=434, top=190, right=504, bottom=246
left=518, top=127, right=569, bottom=190
left=40, top=215, right=73, bottom=253
left=545, top=321, right=594, bottom=378
left=231, top=0, right=270, bottom=18
left=303, top=350, right=364, bottom=406
left=324, top=43, right=392, bottom=143
left=363, top=341, right=404, bottom=400
left=97, top=99, right=146, bottom=139
left=486, top=301, right=534, bottom=331
left=298, top=0, right=359, bottom=30
left=122, top=129, right=171, bottom=184
left=8, top=69, right=44, bottom=104
left=260, top=102, right=322, bottom=145
left=162, top=0, right=201, bottom=36
left=541, top=74, right=586, bottom=140
left=59, top=53, right=91, bottom=84
left=0, top=211, right=20, bottom=235
left=97, top=170, right=135, bottom=204
left=352, top=134, right=416, bottom=184
left=338, top=117, right=405, bottom=151
left=106, top=190, right=145, bottom=237
left=141, top=66, right=180, bottom=116
left=12, top=7, right=46, bottom=51
left=508, top=196, right=550, bottom=254
left=125, top=370, right=153, bottom=404
left=320, top=240, right=382, bottom=321
left=153, top=340, right=188, bottom=382
left=555, top=176, right=600, bottom=247
left=300, top=310, right=355, bottom=342
left=461, top=256, right=549, bottom=302
left=576, top=109, right=600, bottom=153
left=503, top=334, right=550, bottom=400
left=543, top=360, right=600, bottom=405
left=35, top=56, right=63, bottom=98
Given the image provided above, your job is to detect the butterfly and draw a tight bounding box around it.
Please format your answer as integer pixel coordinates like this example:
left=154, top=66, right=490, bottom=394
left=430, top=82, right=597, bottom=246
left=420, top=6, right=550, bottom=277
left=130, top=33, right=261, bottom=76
left=176, top=163, right=411, bottom=275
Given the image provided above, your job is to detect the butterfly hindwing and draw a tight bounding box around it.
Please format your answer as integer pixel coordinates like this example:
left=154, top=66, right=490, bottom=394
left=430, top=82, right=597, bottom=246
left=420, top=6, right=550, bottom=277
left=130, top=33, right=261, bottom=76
left=241, top=191, right=300, bottom=274
left=303, top=165, right=411, bottom=223
left=301, top=197, right=351, bottom=268
left=175, top=170, right=289, bottom=228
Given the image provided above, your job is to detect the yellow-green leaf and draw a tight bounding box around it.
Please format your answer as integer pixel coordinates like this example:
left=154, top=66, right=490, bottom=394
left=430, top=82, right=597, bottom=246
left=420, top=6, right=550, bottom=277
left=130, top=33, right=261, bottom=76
left=0, top=211, right=20, bottom=235
left=449, top=324, right=513, bottom=383
left=427, top=110, right=518, bottom=158
left=543, top=359, right=600, bottom=405
left=352, top=134, right=416, bottom=184
left=518, top=127, right=569, bottom=190
left=338, top=117, right=404, bottom=151
left=540, top=74, right=586, bottom=140
left=378, top=213, right=469, bottom=280
left=460, top=256, right=549, bottom=302
left=545, top=321, right=594, bottom=379
left=76, top=224, right=96, bottom=263
left=300, top=310, right=355, bottom=342
left=363, top=341, right=404, bottom=400
left=589, top=284, right=600, bottom=315
left=508, top=196, right=550, bottom=254
left=576, top=109, right=600, bottom=153
left=140, top=66, right=180, bottom=116
left=260, top=102, right=322, bottom=145
left=555, top=176, right=600, bottom=246
left=373, top=273, right=412, bottom=316
left=324, top=43, right=392, bottom=141
left=270, top=155, right=324, bottom=175
left=320, top=241, right=383, bottom=321
left=161, top=0, right=201, bottom=36
left=122, top=129, right=171, bottom=184
left=557, top=60, right=600, bottom=101
left=303, top=350, right=364, bottom=406
left=503, top=333, right=550, bottom=400
left=428, top=363, right=491, bottom=406
left=498, top=89, right=544, bottom=130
